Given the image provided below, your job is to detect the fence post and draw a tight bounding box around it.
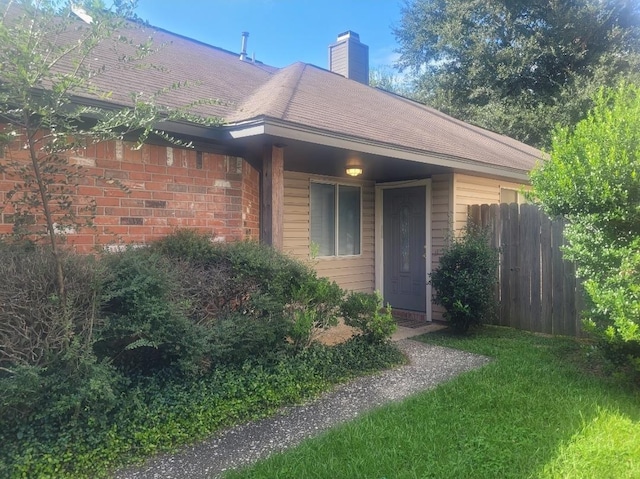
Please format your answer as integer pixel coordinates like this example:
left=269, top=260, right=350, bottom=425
left=469, top=204, right=481, bottom=226
left=519, top=205, right=532, bottom=332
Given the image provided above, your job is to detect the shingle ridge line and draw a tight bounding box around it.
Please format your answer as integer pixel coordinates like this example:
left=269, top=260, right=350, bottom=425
left=279, top=62, right=308, bottom=121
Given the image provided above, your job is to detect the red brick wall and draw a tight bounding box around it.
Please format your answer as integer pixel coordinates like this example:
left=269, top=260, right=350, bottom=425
left=0, top=138, right=261, bottom=252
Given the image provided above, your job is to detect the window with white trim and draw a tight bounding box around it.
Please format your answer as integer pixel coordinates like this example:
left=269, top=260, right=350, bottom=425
left=310, top=182, right=361, bottom=256
left=500, top=188, right=528, bottom=205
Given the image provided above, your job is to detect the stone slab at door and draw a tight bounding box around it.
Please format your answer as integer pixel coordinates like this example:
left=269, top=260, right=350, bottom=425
left=383, top=186, right=426, bottom=312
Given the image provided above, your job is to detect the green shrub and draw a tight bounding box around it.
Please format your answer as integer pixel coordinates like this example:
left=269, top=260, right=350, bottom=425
left=286, top=277, right=344, bottom=349
left=154, top=231, right=345, bottom=358
left=221, top=240, right=321, bottom=310
left=153, top=231, right=316, bottom=306
left=430, top=223, right=499, bottom=333
left=530, top=83, right=640, bottom=372
left=206, top=312, right=291, bottom=365
left=0, top=243, right=120, bottom=441
left=300, top=336, right=406, bottom=381
left=0, top=230, right=405, bottom=477
left=150, top=228, right=218, bottom=263
left=341, top=291, right=396, bottom=342
left=97, top=247, right=209, bottom=375
left=0, top=349, right=123, bottom=431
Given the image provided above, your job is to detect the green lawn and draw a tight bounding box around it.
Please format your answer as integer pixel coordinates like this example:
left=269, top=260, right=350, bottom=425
left=224, top=327, right=640, bottom=479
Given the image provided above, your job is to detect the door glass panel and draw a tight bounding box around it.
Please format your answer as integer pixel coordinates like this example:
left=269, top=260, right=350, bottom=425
left=400, top=204, right=410, bottom=272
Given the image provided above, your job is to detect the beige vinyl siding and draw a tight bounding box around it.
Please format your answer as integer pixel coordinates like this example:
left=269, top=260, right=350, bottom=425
left=453, top=173, right=527, bottom=232
left=283, top=171, right=375, bottom=293
left=430, top=174, right=453, bottom=321
left=430, top=174, right=453, bottom=267
left=283, top=172, right=311, bottom=256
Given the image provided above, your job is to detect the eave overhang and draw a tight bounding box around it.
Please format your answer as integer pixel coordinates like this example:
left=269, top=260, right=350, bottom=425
left=222, top=116, right=533, bottom=182
left=60, top=95, right=534, bottom=182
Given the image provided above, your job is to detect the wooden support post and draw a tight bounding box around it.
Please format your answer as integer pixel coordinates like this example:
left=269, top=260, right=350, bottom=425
left=261, top=144, right=284, bottom=249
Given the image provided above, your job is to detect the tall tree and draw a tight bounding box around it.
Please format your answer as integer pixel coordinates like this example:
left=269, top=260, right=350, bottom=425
left=394, top=0, right=640, bottom=148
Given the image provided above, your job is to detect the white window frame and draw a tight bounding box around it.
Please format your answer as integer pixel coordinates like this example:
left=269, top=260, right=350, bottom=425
left=310, top=180, right=363, bottom=258
left=500, top=187, right=528, bottom=205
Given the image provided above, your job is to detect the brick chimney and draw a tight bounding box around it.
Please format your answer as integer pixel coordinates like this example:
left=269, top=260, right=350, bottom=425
left=328, top=31, right=369, bottom=85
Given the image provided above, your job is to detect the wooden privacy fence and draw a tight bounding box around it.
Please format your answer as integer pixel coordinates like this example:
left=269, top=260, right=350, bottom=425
left=468, top=203, right=584, bottom=337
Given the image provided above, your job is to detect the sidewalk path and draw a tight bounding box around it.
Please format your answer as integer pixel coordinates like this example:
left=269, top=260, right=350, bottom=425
left=114, top=335, right=490, bottom=479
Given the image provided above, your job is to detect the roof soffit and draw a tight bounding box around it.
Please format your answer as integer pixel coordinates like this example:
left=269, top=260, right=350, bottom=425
left=226, top=116, right=532, bottom=182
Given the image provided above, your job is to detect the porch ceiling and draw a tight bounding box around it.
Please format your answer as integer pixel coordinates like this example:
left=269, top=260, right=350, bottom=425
left=233, top=134, right=451, bottom=182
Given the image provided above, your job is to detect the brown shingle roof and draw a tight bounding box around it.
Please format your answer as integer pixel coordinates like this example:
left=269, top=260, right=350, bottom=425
left=75, top=23, right=275, bottom=119
left=20, top=13, right=543, bottom=173
left=229, top=63, right=541, bottom=172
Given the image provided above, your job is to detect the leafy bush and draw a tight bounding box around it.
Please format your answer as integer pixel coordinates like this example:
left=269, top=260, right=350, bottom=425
left=153, top=231, right=344, bottom=357
left=153, top=230, right=318, bottom=307
left=341, top=291, right=396, bottom=342
left=301, top=336, right=406, bottom=381
left=430, top=224, right=499, bottom=333
left=0, top=351, right=123, bottom=448
left=530, top=83, right=640, bottom=372
left=0, top=246, right=123, bottom=477
left=204, top=312, right=291, bottom=365
left=150, top=228, right=218, bottom=263
left=97, top=247, right=210, bottom=375
left=286, top=277, right=344, bottom=349
left=220, top=240, right=327, bottom=313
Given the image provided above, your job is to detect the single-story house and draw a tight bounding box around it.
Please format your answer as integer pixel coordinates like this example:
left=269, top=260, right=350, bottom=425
left=0, top=13, right=541, bottom=322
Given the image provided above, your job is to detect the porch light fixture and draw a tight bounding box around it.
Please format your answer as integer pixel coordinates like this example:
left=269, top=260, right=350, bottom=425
left=345, top=166, right=363, bottom=177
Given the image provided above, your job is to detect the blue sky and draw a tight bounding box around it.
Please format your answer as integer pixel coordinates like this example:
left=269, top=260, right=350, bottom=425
left=136, top=0, right=403, bottom=70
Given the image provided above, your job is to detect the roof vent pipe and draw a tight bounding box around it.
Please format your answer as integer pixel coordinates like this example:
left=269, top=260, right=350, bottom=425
left=240, top=32, right=249, bottom=61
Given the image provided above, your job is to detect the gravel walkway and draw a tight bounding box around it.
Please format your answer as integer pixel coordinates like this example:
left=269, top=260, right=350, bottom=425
left=113, top=339, right=490, bottom=479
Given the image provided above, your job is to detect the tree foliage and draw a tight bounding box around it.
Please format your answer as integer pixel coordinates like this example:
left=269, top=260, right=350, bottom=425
left=530, top=83, right=640, bottom=369
left=394, top=0, right=640, bottom=148
left=369, top=66, right=414, bottom=98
